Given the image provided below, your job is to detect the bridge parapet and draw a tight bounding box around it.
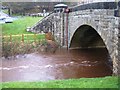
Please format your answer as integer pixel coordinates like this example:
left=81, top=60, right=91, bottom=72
left=29, top=12, right=65, bottom=46
left=30, top=12, right=55, bottom=33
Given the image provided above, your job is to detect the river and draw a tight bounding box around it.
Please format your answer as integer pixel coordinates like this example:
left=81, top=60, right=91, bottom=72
left=1, top=48, right=112, bottom=82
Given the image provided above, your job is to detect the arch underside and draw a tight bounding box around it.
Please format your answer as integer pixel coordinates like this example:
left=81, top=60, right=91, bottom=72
left=70, top=25, right=106, bottom=49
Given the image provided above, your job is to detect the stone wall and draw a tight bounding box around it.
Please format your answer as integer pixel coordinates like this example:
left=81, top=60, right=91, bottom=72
left=118, top=18, right=120, bottom=75
left=68, top=9, right=119, bottom=75
left=30, top=12, right=64, bottom=46
left=30, top=13, right=55, bottom=33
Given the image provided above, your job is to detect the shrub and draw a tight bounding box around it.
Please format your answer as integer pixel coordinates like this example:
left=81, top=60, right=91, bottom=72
left=2, top=40, right=44, bottom=59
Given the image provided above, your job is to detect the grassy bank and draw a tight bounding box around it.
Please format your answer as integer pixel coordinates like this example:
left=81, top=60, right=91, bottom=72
left=1, top=76, right=118, bottom=88
left=2, top=16, right=46, bottom=58
left=2, top=16, right=43, bottom=35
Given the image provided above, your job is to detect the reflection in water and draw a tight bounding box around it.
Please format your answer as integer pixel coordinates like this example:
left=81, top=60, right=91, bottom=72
left=1, top=48, right=112, bottom=82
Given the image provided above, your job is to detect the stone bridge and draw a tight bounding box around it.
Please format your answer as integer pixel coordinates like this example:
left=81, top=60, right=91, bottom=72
left=30, top=1, right=120, bottom=75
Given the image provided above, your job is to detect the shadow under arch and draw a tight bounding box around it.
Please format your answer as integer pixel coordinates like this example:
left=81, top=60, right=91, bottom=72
left=70, top=25, right=106, bottom=49
left=69, top=24, right=113, bottom=75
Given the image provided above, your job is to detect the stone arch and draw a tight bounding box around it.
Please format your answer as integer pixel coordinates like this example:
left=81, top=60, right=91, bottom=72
left=70, top=25, right=106, bottom=49
left=69, top=24, right=113, bottom=71
left=69, top=24, right=112, bottom=61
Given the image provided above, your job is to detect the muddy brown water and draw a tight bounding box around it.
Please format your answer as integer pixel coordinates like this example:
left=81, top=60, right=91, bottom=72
left=1, top=48, right=112, bottom=82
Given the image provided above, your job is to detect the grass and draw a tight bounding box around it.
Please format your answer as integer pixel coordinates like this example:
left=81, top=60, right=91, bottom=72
left=1, top=76, right=118, bottom=88
left=2, top=16, right=45, bottom=42
left=2, top=16, right=46, bottom=57
left=2, top=16, right=43, bottom=35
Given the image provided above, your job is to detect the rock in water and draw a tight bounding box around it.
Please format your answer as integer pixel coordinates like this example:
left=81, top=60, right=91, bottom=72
left=38, top=40, right=59, bottom=53
left=46, top=40, right=58, bottom=53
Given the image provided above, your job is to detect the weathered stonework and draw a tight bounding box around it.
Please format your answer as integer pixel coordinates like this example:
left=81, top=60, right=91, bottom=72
left=30, top=2, right=119, bottom=75
left=68, top=9, right=119, bottom=75
left=118, top=18, right=120, bottom=75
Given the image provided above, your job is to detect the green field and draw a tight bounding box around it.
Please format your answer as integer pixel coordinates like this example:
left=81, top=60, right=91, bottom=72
left=2, top=16, right=43, bottom=35
left=2, top=16, right=45, bottom=42
left=1, top=76, right=118, bottom=88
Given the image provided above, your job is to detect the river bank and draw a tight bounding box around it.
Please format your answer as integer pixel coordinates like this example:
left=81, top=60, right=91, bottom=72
left=1, top=76, right=118, bottom=88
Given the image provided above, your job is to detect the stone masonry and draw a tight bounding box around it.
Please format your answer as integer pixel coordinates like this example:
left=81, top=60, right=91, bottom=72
left=30, top=2, right=120, bottom=75
left=68, top=9, right=119, bottom=75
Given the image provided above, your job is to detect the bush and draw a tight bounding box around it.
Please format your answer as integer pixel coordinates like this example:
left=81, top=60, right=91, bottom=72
left=2, top=40, right=44, bottom=59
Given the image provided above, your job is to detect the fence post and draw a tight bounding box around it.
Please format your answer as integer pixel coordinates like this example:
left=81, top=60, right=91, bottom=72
left=22, top=34, right=24, bottom=43
left=9, top=35, right=12, bottom=51
left=34, top=34, right=36, bottom=43
left=10, top=34, right=12, bottom=42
